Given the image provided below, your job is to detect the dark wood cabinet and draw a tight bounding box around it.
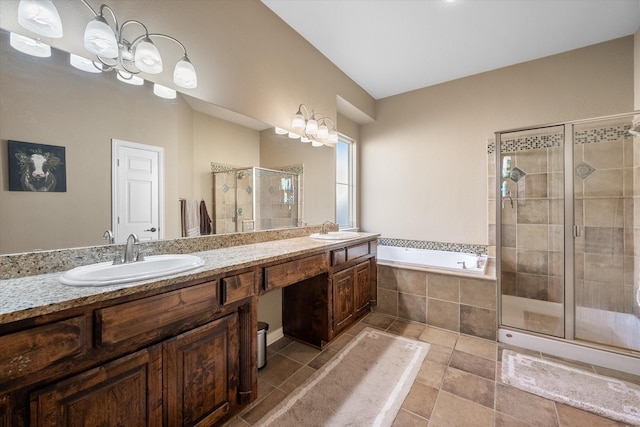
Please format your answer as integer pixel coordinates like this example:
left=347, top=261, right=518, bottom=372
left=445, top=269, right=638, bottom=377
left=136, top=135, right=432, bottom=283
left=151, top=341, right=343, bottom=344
left=281, top=239, right=377, bottom=348
left=354, top=261, right=372, bottom=317
left=333, top=260, right=371, bottom=336
left=164, top=313, right=239, bottom=426
left=332, top=267, right=355, bottom=335
left=29, top=345, right=163, bottom=427
left=1, top=235, right=377, bottom=426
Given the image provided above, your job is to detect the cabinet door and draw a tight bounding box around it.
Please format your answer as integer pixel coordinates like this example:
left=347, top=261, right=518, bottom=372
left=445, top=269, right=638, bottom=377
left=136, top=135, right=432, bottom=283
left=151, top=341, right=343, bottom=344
left=30, top=345, right=163, bottom=427
left=354, top=261, right=371, bottom=317
left=164, top=313, right=239, bottom=427
left=333, top=267, right=354, bottom=335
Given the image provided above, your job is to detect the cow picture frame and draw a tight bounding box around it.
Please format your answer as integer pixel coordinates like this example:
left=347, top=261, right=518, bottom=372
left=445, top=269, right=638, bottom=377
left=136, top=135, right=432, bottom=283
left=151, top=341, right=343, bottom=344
left=8, top=140, right=67, bottom=192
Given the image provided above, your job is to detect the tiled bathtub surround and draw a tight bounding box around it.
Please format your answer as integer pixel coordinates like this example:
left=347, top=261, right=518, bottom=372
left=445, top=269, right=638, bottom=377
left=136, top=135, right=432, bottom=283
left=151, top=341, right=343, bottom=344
left=375, top=265, right=497, bottom=341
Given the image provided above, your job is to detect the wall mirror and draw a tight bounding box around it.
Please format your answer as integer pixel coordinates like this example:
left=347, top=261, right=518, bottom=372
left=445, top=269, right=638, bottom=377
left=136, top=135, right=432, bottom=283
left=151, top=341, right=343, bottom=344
left=0, top=28, right=335, bottom=255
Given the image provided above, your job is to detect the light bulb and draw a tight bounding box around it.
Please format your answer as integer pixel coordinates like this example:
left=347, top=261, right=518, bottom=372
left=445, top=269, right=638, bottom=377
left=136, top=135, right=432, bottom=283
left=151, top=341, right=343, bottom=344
left=153, top=83, right=176, bottom=99
left=328, top=130, right=338, bottom=144
left=70, top=54, right=102, bottom=73
left=18, top=0, right=63, bottom=38
left=84, top=15, right=118, bottom=58
left=135, top=37, right=163, bottom=74
left=9, top=32, right=51, bottom=57
left=305, top=118, right=318, bottom=136
left=292, top=113, right=305, bottom=130
left=173, top=56, right=197, bottom=89
left=317, top=123, right=329, bottom=140
left=117, top=71, right=144, bottom=85
left=274, top=127, right=288, bottom=135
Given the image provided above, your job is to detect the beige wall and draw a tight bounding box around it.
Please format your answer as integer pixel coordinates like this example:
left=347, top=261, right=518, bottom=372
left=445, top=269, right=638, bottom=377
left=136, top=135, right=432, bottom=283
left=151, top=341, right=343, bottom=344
left=360, top=37, right=635, bottom=245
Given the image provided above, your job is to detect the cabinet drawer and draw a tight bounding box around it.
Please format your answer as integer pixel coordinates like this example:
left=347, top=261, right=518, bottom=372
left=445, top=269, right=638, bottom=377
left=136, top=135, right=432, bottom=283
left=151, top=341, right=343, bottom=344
left=331, top=249, right=346, bottom=266
left=347, top=242, right=370, bottom=261
left=221, top=271, right=256, bottom=305
left=95, top=281, right=218, bottom=346
left=264, top=254, right=328, bottom=290
left=0, top=316, right=87, bottom=382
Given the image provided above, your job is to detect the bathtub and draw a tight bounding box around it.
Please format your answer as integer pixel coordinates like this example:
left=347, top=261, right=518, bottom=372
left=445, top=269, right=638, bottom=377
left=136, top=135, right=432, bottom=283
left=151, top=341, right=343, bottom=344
left=377, top=245, right=488, bottom=275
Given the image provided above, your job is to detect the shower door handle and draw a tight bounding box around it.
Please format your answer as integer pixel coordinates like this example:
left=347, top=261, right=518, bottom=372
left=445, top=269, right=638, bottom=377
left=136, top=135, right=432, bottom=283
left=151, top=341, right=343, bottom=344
left=573, top=225, right=582, bottom=237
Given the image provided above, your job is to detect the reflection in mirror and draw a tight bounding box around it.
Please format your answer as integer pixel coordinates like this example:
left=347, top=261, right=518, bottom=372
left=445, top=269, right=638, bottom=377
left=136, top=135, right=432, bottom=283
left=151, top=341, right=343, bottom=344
left=0, top=28, right=335, bottom=255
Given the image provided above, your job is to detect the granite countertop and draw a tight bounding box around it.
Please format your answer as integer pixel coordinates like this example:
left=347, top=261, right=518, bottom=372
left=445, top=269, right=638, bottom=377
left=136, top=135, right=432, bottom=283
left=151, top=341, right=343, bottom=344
left=0, top=233, right=379, bottom=325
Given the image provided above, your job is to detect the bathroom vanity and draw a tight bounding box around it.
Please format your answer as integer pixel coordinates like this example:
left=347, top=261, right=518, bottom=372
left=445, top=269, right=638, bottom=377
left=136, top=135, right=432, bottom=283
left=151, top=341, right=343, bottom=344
left=0, top=233, right=377, bottom=426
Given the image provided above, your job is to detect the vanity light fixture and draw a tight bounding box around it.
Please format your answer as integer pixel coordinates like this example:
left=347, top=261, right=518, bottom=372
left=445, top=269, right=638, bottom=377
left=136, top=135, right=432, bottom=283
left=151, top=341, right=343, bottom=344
left=290, top=104, right=339, bottom=147
left=9, top=32, right=51, bottom=57
left=79, top=0, right=197, bottom=89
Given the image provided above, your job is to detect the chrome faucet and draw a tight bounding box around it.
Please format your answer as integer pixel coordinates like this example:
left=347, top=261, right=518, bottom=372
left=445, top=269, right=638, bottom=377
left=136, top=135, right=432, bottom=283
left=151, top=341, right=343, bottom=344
left=321, top=221, right=334, bottom=235
left=123, top=233, right=139, bottom=263
left=102, top=230, right=114, bottom=244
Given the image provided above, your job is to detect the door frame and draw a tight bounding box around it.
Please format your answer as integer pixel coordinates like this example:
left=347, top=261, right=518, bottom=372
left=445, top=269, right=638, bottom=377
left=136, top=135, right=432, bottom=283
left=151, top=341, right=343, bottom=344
left=112, top=139, right=165, bottom=242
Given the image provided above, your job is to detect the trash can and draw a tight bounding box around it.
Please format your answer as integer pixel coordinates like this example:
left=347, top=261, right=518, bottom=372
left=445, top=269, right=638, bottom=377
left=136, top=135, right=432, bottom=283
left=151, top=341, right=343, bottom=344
left=257, top=321, right=269, bottom=370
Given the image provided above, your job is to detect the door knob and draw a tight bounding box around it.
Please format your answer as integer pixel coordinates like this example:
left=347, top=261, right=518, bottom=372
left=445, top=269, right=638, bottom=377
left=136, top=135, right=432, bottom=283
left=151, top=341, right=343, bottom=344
left=144, top=227, right=157, bottom=232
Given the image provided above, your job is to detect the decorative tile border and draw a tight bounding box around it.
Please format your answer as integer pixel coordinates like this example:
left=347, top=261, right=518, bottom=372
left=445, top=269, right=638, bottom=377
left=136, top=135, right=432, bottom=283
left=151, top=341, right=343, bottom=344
left=490, top=124, right=632, bottom=154
left=378, top=238, right=487, bottom=255
left=500, top=133, right=563, bottom=153
left=573, top=125, right=631, bottom=144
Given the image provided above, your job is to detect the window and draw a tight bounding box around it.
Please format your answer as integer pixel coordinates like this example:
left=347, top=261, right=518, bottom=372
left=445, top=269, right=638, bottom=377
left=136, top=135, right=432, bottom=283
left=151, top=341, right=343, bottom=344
left=336, top=136, right=356, bottom=230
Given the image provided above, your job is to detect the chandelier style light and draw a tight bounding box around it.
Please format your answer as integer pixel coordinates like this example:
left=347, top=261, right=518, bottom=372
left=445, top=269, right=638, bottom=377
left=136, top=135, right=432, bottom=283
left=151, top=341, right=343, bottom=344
left=80, top=0, right=197, bottom=89
left=288, top=104, right=338, bottom=147
left=11, top=0, right=197, bottom=98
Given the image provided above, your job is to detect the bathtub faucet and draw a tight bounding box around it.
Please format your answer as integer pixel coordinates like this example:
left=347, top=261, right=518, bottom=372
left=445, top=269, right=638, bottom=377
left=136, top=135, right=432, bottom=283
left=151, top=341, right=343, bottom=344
left=457, top=261, right=467, bottom=269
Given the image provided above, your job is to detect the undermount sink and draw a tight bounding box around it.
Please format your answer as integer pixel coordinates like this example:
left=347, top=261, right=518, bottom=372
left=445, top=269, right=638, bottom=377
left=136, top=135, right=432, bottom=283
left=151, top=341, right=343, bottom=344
left=59, top=254, right=206, bottom=287
left=309, top=231, right=361, bottom=240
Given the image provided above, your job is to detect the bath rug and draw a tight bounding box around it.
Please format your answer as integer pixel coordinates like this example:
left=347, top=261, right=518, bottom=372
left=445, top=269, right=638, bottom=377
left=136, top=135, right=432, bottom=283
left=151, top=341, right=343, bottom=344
left=501, top=349, right=640, bottom=426
left=255, top=327, right=430, bottom=427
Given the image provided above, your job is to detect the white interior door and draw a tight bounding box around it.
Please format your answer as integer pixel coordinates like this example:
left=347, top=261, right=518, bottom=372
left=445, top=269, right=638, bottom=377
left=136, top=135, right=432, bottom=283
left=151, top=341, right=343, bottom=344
left=112, top=139, right=164, bottom=243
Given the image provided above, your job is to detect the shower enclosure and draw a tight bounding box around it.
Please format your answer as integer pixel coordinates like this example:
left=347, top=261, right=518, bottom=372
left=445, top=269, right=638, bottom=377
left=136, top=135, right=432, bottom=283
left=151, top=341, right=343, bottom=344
left=496, top=112, right=640, bottom=356
left=212, top=166, right=301, bottom=234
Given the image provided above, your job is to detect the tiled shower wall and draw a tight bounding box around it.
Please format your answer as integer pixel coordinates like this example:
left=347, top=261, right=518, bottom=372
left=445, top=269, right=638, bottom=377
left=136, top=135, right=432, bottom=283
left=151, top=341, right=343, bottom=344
left=494, top=129, right=565, bottom=304
left=255, top=168, right=300, bottom=230
left=490, top=123, right=640, bottom=316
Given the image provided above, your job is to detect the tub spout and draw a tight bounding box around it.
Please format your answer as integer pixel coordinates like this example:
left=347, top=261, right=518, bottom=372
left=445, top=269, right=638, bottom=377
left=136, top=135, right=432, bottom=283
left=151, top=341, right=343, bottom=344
left=457, top=261, right=467, bottom=269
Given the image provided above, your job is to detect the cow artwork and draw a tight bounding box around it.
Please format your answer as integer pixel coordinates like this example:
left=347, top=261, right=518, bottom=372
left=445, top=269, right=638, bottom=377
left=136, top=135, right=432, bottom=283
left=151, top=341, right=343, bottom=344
left=8, top=140, right=66, bottom=192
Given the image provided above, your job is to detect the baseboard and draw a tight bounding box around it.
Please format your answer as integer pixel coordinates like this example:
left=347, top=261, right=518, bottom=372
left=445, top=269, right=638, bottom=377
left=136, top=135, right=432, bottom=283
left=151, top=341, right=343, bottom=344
left=267, top=327, right=284, bottom=346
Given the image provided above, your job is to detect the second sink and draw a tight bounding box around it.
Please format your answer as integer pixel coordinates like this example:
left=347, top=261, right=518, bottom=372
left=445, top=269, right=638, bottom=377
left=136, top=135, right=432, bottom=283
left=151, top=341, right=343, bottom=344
left=309, top=231, right=360, bottom=240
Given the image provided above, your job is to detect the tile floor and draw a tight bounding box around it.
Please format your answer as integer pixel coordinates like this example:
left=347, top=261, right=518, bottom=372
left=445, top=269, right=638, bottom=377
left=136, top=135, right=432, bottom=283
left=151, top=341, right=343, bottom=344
left=225, top=312, right=640, bottom=426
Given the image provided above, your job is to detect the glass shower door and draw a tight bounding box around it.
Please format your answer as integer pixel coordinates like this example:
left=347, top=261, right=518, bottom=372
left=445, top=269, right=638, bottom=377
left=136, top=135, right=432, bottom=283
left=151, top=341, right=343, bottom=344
left=573, top=118, right=640, bottom=351
left=499, top=126, right=565, bottom=337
